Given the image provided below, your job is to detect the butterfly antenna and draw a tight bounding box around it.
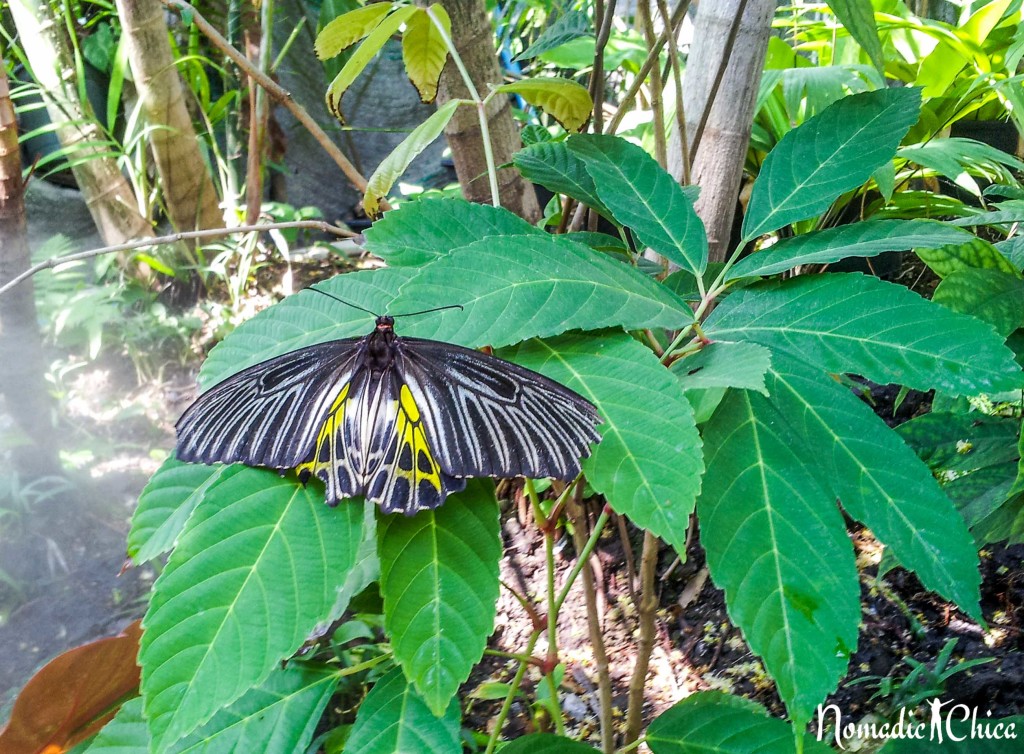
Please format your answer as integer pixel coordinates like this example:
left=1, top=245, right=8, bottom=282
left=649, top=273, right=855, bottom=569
left=391, top=304, right=465, bottom=319
left=308, top=286, right=380, bottom=317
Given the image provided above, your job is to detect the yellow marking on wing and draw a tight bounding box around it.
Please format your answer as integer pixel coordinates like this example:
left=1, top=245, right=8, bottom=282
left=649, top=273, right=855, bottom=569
left=297, top=383, right=350, bottom=478
left=399, top=384, right=420, bottom=423
left=394, top=387, right=442, bottom=493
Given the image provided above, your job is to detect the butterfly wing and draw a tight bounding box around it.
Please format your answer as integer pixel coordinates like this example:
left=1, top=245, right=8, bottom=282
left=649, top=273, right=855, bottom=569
left=175, top=339, right=363, bottom=469
left=297, top=365, right=466, bottom=513
left=395, top=338, right=601, bottom=481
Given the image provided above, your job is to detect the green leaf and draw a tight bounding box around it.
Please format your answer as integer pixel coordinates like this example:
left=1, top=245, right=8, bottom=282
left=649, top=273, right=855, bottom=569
left=513, top=141, right=613, bottom=220
left=514, top=10, right=592, bottom=61
left=972, top=494, right=1024, bottom=546
left=705, top=273, right=1024, bottom=396
left=916, top=237, right=1021, bottom=279
left=363, top=198, right=542, bottom=267
left=763, top=358, right=982, bottom=622
left=996, top=236, right=1024, bottom=270
left=315, top=3, right=395, bottom=60
left=139, top=470, right=365, bottom=750
left=501, top=734, right=599, bottom=752
left=325, top=6, right=418, bottom=121
left=647, top=691, right=835, bottom=754
left=345, top=667, right=461, bottom=754
left=567, top=134, right=707, bottom=276
left=698, top=390, right=860, bottom=725
left=672, top=341, right=771, bottom=395
left=393, top=235, right=694, bottom=349
left=742, top=88, right=922, bottom=242
left=401, top=5, right=450, bottom=103
left=897, top=413, right=1020, bottom=475
left=494, top=78, right=593, bottom=132
left=170, top=666, right=338, bottom=754
left=506, top=333, right=703, bottom=552
left=129, top=458, right=244, bottom=564
left=326, top=501, right=380, bottom=621
left=826, top=0, right=885, bottom=76
left=728, top=220, right=972, bottom=279
left=364, top=100, right=460, bottom=217
left=378, top=482, right=500, bottom=716
left=933, top=268, right=1024, bottom=336
left=949, top=203, right=1024, bottom=228
left=83, top=698, right=147, bottom=753
left=198, top=267, right=414, bottom=388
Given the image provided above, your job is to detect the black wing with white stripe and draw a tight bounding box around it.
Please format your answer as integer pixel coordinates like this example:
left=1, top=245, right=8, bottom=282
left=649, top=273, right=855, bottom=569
left=175, top=339, right=362, bottom=469
left=395, top=338, right=601, bottom=481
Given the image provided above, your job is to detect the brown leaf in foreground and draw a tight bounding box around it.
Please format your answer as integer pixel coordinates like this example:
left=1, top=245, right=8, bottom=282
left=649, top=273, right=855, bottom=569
left=0, top=620, right=142, bottom=754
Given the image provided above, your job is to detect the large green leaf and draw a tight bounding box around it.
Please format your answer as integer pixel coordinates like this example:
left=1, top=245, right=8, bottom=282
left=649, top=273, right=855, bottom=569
left=378, top=482, right=500, bottom=716
left=139, top=470, right=364, bottom=750
left=705, top=273, right=1023, bottom=395
left=512, top=141, right=612, bottom=220
left=916, top=237, right=1021, bottom=279
left=671, top=341, right=772, bottom=395
left=170, top=666, right=338, bottom=754
left=514, top=10, right=591, bottom=61
left=83, top=698, right=147, bottom=753
left=763, top=358, right=982, bottom=621
left=506, top=332, right=702, bottom=552
left=362, top=198, right=542, bottom=267
left=364, top=100, right=460, bottom=217
left=567, top=134, right=707, bottom=276
left=129, top=458, right=244, bottom=564
left=932, top=268, right=1024, bottom=337
left=646, top=691, right=834, bottom=754
left=825, top=0, right=885, bottom=76
left=698, top=390, right=860, bottom=725
left=197, top=267, right=413, bottom=388
left=727, top=219, right=971, bottom=279
left=742, top=88, right=921, bottom=242
left=393, top=235, right=694, bottom=349
left=897, top=413, right=1020, bottom=475
left=345, top=667, right=461, bottom=754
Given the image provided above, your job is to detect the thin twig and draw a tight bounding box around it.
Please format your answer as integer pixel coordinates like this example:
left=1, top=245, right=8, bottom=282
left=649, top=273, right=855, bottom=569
left=657, top=0, right=690, bottom=183
left=607, top=0, right=691, bottom=135
left=688, top=0, right=751, bottom=160
left=638, top=0, right=666, bottom=167
left=568, top=492, right=614, bottom=754
left=589, top=0, right=618, bottom=135
left=0, top=221, right=356, bottom=296
left=624, top=531, right=660, bottom=745
left=160, top=0, right=384, bottom=208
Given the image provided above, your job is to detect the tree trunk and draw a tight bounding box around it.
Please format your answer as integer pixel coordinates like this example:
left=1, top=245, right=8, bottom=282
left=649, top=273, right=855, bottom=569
left=668, top=0, right=776, bottom=262
left=433, top=0, right=540, bottom=222
left=0, top=59, right=57, bottom=471
left=115, top=0, right=224, bottom=232
left=9, top=0, right=154, bottom=246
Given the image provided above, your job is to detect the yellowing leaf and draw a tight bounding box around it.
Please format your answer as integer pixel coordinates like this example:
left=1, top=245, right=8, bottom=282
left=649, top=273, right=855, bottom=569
left=315, top=3, right=395, bottom=61
left=325, top=5, right=418, bottom=121
left=364, top=99, right=460, bottom=217
left=495, top=77, right=593, bottom=132
left=402, top=5, right=451, bottom=103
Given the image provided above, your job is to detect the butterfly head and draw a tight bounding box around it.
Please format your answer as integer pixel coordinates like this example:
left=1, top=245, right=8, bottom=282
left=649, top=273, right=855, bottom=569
left=375, top=315, right=396, bottom=333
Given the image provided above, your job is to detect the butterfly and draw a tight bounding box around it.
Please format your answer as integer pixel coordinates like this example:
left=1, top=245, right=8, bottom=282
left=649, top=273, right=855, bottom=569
left=175, top=300, right=602, bottom=515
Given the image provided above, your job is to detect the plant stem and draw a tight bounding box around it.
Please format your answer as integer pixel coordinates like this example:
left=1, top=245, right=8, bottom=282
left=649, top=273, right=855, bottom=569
left=485, top=631, right=540, bottom=754
left=624, top=530, right=660, bottom=745
left=657, top=0, right=690, bottom=183
left=160, top=0, right=381, bottom=206
left=555, top=507, right=611, bottom=613
left=427, top=6, right=501, bottom=207
left=0, top=221, right=356, bottom=296
left=567, top=494, right=614, bottom=753
left=334, top=650, right=392, bottom=677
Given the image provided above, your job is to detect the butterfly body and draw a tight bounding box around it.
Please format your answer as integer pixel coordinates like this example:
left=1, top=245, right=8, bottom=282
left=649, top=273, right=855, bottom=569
left=176, top=316, right=601, bottom=514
